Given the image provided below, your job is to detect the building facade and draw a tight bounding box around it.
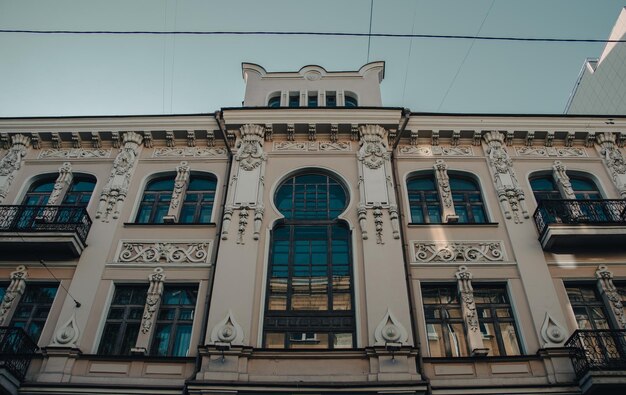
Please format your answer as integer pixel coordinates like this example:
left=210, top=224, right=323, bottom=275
left=0, top=62, right=625, bottom=395
left=565, top=6, right=626, bottom=115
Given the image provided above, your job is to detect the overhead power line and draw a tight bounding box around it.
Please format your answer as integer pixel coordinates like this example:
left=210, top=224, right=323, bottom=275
left=0, top=29, right=625, bottom=43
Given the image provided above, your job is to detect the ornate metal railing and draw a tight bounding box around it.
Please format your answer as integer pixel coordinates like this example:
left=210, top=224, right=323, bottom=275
left=0, top=327, right=38, bottom=381
left=565, top=329, right=626, bottom=378
left=533, top=199, right=626, bottom=238
left=0, top=205, right=92, bottom=244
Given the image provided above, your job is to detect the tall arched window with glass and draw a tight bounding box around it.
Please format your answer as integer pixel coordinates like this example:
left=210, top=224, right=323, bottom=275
left=135, top=176, right=175, bottom=223
left=265, top=173, right=354, bottom=349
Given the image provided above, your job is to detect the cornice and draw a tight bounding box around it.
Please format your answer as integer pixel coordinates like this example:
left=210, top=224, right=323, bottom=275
left=221, top=108, right=403, bottom=126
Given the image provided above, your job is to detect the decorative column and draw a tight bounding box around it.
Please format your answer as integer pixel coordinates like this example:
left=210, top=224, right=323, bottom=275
left=455, top=266, right=488, bottom=356
left=220, top=124, right=266, bottom=243
left=96, top=131, right=143, bottom=221
left=596, top=265, right=626, bottom=329
left=0, top=265, right=28, bottom=326
left=47, top=162, right=73, bottom=206
left=552, top=161, right=576, bottom=199
left=433, top=159, right=458, bottom=222
left=0, top=134, right=30, bottom=203
left=163, top=161, right=190, bottom=223
left=132, top=267, right=166, bottom=354
left=484, top=131, right=529, bottom=223
left=596, top=132, right=626, bottom=197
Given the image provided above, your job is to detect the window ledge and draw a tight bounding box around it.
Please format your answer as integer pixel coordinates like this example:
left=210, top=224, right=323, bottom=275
left=79, top=354, right=195, bottom=362
left=408, top=222, right=499, bottom=227
left=423, top=354, right=535, bottom=362
left=124, top=222, right=216, bottom=227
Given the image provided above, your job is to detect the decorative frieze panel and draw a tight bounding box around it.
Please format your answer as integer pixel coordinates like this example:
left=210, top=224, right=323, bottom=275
left=38, top=148, right=112, bottom=159
left=398, top=145, right=473, bottom=156
left=514, top=146, right=587, bottom=158
left=412, top=241, right=505, bottom=263
left=272, top=141, right=351, bottom=152
left=116, top=240, right=211, bottom=264
left=152, top=147, right=227, bottom=158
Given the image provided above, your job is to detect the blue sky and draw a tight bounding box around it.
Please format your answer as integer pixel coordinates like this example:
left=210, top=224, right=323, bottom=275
left=0, top=0, right=624, bottom=116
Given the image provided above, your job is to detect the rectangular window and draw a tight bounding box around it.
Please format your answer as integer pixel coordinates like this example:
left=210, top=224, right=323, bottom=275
left=11, top=284, right=58, bottom=343
left=422, top=285, right=468, bottom=357
left=289, top=93, right=300, bottom=108
left=151, top=285, right=198, bottom=357
left=325, top=92, right=337, bottom=107
left=566, top=284, right=610, bottom=330
left=474, top=286, right=521, bottom=356
left=308, top=93, right=318, bottom=107
left=98, top=285, right=147, bottom=355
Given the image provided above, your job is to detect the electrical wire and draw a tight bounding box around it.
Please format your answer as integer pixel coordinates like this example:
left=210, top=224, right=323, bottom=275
left=39, top=260, right=81, bottom=308
left=366, top=0, right=374, bottom=62
left=437, top=0, right=495, bottom=111
left=0, top=29, right=624, bottom=43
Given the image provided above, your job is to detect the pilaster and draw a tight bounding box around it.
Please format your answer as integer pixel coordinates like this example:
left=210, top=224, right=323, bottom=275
left=433, top=159, right=458, bottom=222
left=455, top=266, right=488, bottom=356
left=132, top=267, right=166, bottom=354
left=0, top=265, right=27, bottom=326
left=164, top=161, right=190, bottom=223
left=596, top=265, right=626, bottom=329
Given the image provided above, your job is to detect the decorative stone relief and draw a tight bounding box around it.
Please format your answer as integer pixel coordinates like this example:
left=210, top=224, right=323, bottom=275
left=596, top=265, right=626, bottom=329
left=398, top=145, right=473, bottom=156
left=140, top=268, right=165, bottom=334
left=222, top=124, right=267, bottom=243
left=596, top=132, right=626, bottom=197
left=46, top=162, right=73, bottom=206
left=484, top=131, right=529, bottom=223
left=117, top=241, right=210, bottom=264
left=433, top=159, right=457, bottom=222
left=0, top=265, right=27, bottom=326
left=413, top=241, right=505, bottom=263
left=210, top=310, right=244, bottom=345
left=356, top=125, right=400, bottom=244
left=540, top=312, right=566, bottom=347
left=456, top=266, right=488, bottom=356
left=0, top=134, right=30, bottom=203
left=374, top=308, right=408, bottom=346
left=163, top=161, right=190, bottom=223
left=51, top=313, right=80, bottom=347
left=514, top=146, right=587, bottom=157
left=272, top=141, right=351, bottom=152
left=38, top=148, right=112, bottom=159
left=96, top=132, right=143, bottom=221
left=552, top=161, right=576, bottom=199
left=152, top=147, right=226, bottom=158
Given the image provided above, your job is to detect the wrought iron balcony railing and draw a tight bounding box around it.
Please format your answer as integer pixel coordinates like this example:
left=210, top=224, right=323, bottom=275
left=0, top=205, right=92, bottom=244
left=565, top=329, right=626, bottom=378
left=533, top=199, right=626, bottom=238
left=0, top=327, right=38, bottom=381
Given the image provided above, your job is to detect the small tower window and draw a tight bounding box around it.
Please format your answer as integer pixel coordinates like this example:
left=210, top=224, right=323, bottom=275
left=326, top=92, right=337, bottom=107
left=345, top=95, right=358, bottom=108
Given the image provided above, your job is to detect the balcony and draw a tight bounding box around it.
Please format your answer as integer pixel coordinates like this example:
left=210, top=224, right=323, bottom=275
left=0, top=327, right=38, bottom=394
left=566, top=329, right=626, bottom=395
left=0, top=205, right=92, bottom=260
left=532, top=199, right=626, bottom=251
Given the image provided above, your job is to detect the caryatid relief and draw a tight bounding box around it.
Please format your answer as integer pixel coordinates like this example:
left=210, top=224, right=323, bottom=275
left=96, top=132, right=143, bottom=221
left=0, top=134, right=30, bottom=203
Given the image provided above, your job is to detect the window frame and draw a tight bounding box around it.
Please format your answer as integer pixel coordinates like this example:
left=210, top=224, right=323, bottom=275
left=150, top=285, right=198, bottom=357
left=98, top=284, right=148, bottom=356
left=473, top=285, right=522, bottom=356
left=565, top=283, right=611, bottom=330
left=10, top=283, right=58, bottom=343
left=421, top=284, right=469, bottom=357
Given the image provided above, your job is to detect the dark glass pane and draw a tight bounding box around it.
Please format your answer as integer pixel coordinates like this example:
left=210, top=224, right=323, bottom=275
left=450, top=177, right=478, bottom=191
left=571, top=177, right=599, bottom=192
left=326, top=94, right=337, bottom=107
left=531, top=177, right=558, bottom=192
left=289, top=95, right=299, bottom=107
left=121, top=323, right=140, bottom=355
left=99, top=323, right=121, bottom=355
left=345, top=96, right=358, bottom=107
left=69, top=179, right=96, bottom=192
left=152, top=324, right=171, bottom=356
left=30, top=180, right=56, bottom=193
left=268, top=96, right=281, bottom=108
left=187, top=176, right=216, bottom=191
left=308, top=95, right=318, bottom=107
left=147, top=178, right=175, bottom=191
left=408, top=177, right=436, bottom=191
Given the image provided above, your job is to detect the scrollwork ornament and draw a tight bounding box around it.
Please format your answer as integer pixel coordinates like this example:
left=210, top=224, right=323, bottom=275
left=414, top=241, right=505, bottom=263
left=118, top=241, right=210, bottom=263
left=236, top=124, right=266, bottom=171
left=358, top=125, right=388, bottom=170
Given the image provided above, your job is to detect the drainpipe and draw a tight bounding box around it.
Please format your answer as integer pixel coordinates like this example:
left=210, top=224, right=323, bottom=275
left=190, top=110, right=234, bottom=384
left=390, top=109, right=431, bottom=394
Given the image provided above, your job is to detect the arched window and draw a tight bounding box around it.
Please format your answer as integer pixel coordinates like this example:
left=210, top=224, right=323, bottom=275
left=344, top=93, right=358, bottom=108
left=180, top=175, right=217, bottom=223
left=530, top=176, right=560, bottom=201
left=450, top=176, right=487, bottom=223
left=136, top=176, right=175, bottom=224
left=530, top=174, right=602, bottom=201
left=407, top=175, right=440, bottom=224
left=22, top=178, right=56, bottom=206
left=62, top=176, right=97, bottom=206
left=268, top=93, right=281, bottom=108
left=264, top=173, right=354, bottom=349
left=407, top=173, right=487, bottom=224
left=135, top=173, right=217, bottom=224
